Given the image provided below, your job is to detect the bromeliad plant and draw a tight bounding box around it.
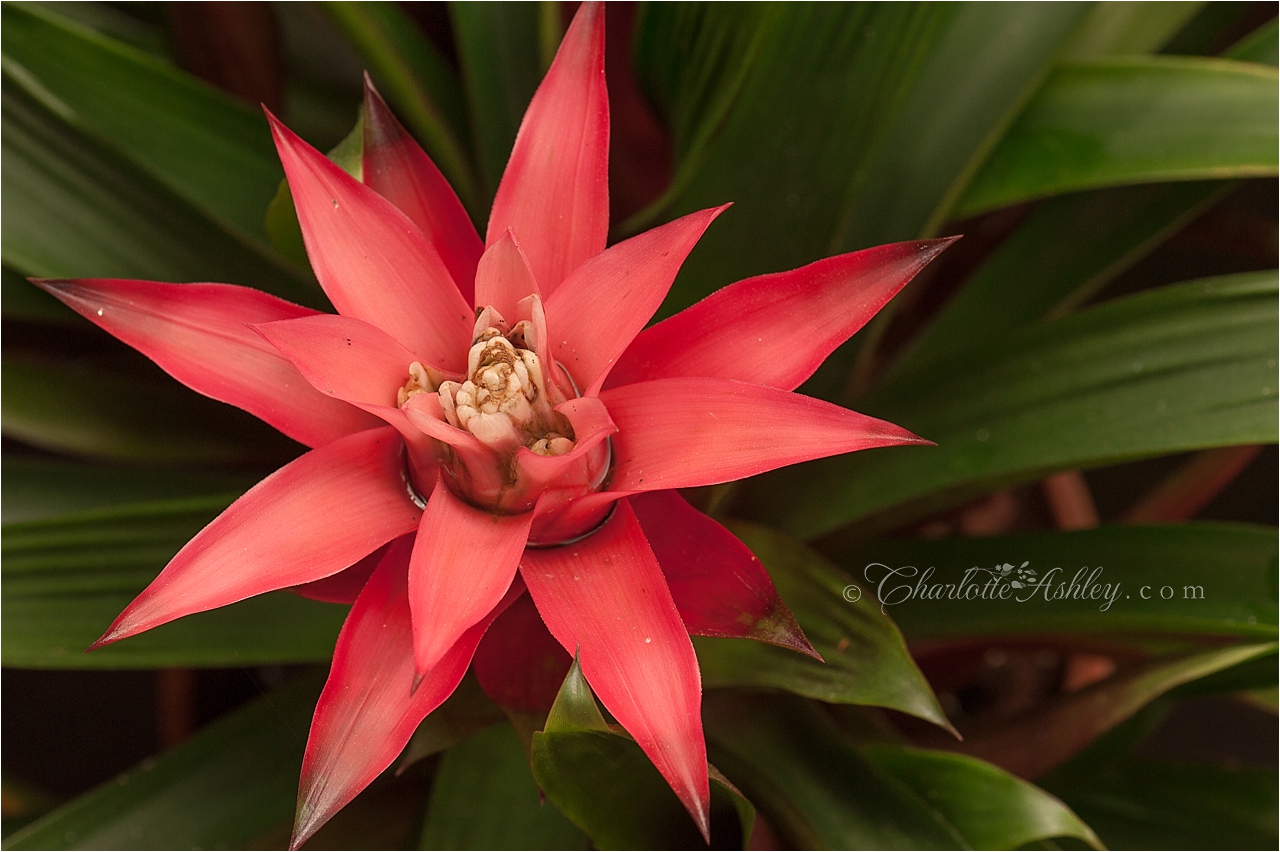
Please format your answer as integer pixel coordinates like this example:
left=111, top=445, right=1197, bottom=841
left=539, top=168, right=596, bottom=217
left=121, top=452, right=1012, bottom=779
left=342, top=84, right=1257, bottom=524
left=3, top=2, right=1277, bottom=850
left=33, top=6, right=946, bottom=841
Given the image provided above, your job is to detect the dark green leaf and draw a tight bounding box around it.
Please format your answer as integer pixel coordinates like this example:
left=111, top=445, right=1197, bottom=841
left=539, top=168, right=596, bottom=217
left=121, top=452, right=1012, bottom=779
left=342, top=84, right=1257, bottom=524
left=0, top=80, right=315, bottom=303
left=832, top=523, right=1278, bottom=642
left=747, top=272, right=1278, bottom=540
left=398, top=675, right=507, bottom=773
left=954, top=57, right=1279, bottom=218
left=3, top=498, right=346, bottom=668
left=325, top=1, right=477, bottom=212
left=1226, top=17, right=1279, bottom=65
left=421, top=723, right=589, bottom=850
left=4, top=674, right=319, bottom=849
left=945, top=642, right=1277, bottom=779
left=531, top=657, right=754, bottom=849
left=449, top=2, right=542, bottom=205
left=891, top=181, right=1227, bottom=381
left=1, top=456, right=260, bottom=523
left=696, top=522, right=952, bottom=731
left=704, top=692, right=1099, bottom=850
left=2, top=264, right=80, bottom=324
left=1046, top=758, right=1278, bottom=850
left=2, top=2, right=311, bottom=287
left=630, top=4, right=1089, bottom=319
left=1, top=354, right=300, bottom=464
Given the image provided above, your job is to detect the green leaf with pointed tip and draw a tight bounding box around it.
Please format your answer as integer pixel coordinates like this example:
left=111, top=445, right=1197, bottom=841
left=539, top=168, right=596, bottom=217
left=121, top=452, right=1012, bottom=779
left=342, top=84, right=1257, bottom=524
left=530, top=658, right=755, bottom=849
left=2, top=2, right=313, bottom=288
left=630, top=3, right=1089, bottom=320
left=324, top=1, right=477, bottom=213
left=2, top=498, right=347, bottom=668
left=1060, top=2, right=1205, bottom=59
left=831, top=523, right=1278, bottom=643
left=1, top=79, right=315, bottom=303
left=695, top=522, right=951, bottom=732
left=704, top=692, right=1100, bottom=850
left=946, top=642, right=1277, bottom=780
left=4, top=673, right=319, bottom=849
left=889, top=180, right=1228, bottom=381
left=746, top=271, right=1278, bottom=541
left=1226, top=17, right=1279, bottom=65
left=421, top=722, right=589, bottom=850
left=954, top=57, right=1279, bottom=218
left=1, top=354, right=300, bottom=465
left=449, top=2, right=543, bottom=205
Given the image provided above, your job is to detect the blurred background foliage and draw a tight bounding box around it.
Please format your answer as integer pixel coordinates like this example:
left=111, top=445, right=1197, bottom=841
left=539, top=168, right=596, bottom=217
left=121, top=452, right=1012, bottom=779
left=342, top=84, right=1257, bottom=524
left=1, top=1, right=1276, bottom=849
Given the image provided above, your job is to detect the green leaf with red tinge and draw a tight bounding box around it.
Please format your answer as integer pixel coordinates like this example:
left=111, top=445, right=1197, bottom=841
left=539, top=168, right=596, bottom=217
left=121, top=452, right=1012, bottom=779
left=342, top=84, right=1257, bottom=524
left=530, top=657, right=755, bottom=850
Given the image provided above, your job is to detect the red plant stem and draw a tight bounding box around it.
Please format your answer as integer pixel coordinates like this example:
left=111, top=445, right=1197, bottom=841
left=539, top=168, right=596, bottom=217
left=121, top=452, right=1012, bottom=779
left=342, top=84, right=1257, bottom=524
left=1122, top=445, right=1263, bottom=524
left=1041, top=471, right=1099, bottom=530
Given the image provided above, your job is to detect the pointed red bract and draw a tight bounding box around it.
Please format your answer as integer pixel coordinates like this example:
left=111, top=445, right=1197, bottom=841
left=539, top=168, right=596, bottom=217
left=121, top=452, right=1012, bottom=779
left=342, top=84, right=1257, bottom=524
left=408, top=475, right=533, bottom=676
left=34, top=278, right=379, bottom=448
left=608, top=238, right=959, bottom=391
left=362, top=78, right=483, bottom=304
left=473, top=229, right=540, bottom=319
left=292, top=538, right=523, bottom=848
left=268, top=112, right=472, bottom=371
left=486, top=3, right=609, bottom=295
left=601, top=377, right=931, bottom=493
left=92, top=428, right=420, bottom=648
left=544, top=206, right=726, bottom=394
left=521, top=499, right=710, bottom=838
left=513, top=396, right=616, bottom=492
left=630, top=491, right=817, bottom=656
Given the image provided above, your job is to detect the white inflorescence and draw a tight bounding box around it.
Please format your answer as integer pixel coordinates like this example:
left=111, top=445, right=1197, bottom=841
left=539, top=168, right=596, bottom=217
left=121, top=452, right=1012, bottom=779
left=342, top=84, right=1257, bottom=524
left=428, top=308, right=574, bottom=456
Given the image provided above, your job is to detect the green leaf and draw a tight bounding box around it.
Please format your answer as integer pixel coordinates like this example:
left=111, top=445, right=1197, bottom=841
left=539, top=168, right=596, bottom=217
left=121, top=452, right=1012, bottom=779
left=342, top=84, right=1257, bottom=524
left=948, top=642, right=1277, bottom=779
left=695, top=522, right=952, bottom=732
left=2, top=2, right=312, bottom=288
left=0, top=79, right=315, bottom=303
left=1059, top=2, right=1206, bottom=59
left=4, top=673, right=319, bottom=849
left=831, top=523, right=1278, bottom=642
left=325, top=1, right=477, bottom=212
left=889, top=180, right=1227, bottom=381
left=954, top=57, right=1279, bottom=218
left=630, top=4, right=1089, bottom=319
left=530, top=658, right=755, bottom=849
left=1226, top=17, right=1279, bottom=65
left=747, top=271, right=1279, bottom=540
left=421, top=723, right=589, bottom=850
left=449, top=2, right=543, bottom=204
left=704, top=692, right=1099, bottom=850
left=1, top=353, right=300, bottom=464
left=3, top=498, right=346, bottom=668
left=1, top=456, right=260, bottom=523
left=1045, top=758, right=1278, bottom=850
left=397, top=675, right=507, bottom=773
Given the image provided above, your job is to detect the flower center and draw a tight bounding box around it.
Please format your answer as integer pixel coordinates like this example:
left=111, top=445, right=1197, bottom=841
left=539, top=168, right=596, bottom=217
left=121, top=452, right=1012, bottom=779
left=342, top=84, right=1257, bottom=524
left=398, top=300, right=609, bottom=524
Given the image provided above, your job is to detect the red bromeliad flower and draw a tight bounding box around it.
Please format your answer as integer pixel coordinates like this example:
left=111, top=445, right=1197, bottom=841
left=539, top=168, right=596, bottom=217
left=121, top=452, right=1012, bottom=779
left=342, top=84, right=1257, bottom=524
left=38, top=5, right=953, bottom=846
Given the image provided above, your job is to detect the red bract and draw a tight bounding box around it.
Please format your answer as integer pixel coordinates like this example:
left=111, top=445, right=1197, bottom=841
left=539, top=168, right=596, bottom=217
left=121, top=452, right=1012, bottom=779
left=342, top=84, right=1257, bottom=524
left=37, top=4, right=953, bottom=846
